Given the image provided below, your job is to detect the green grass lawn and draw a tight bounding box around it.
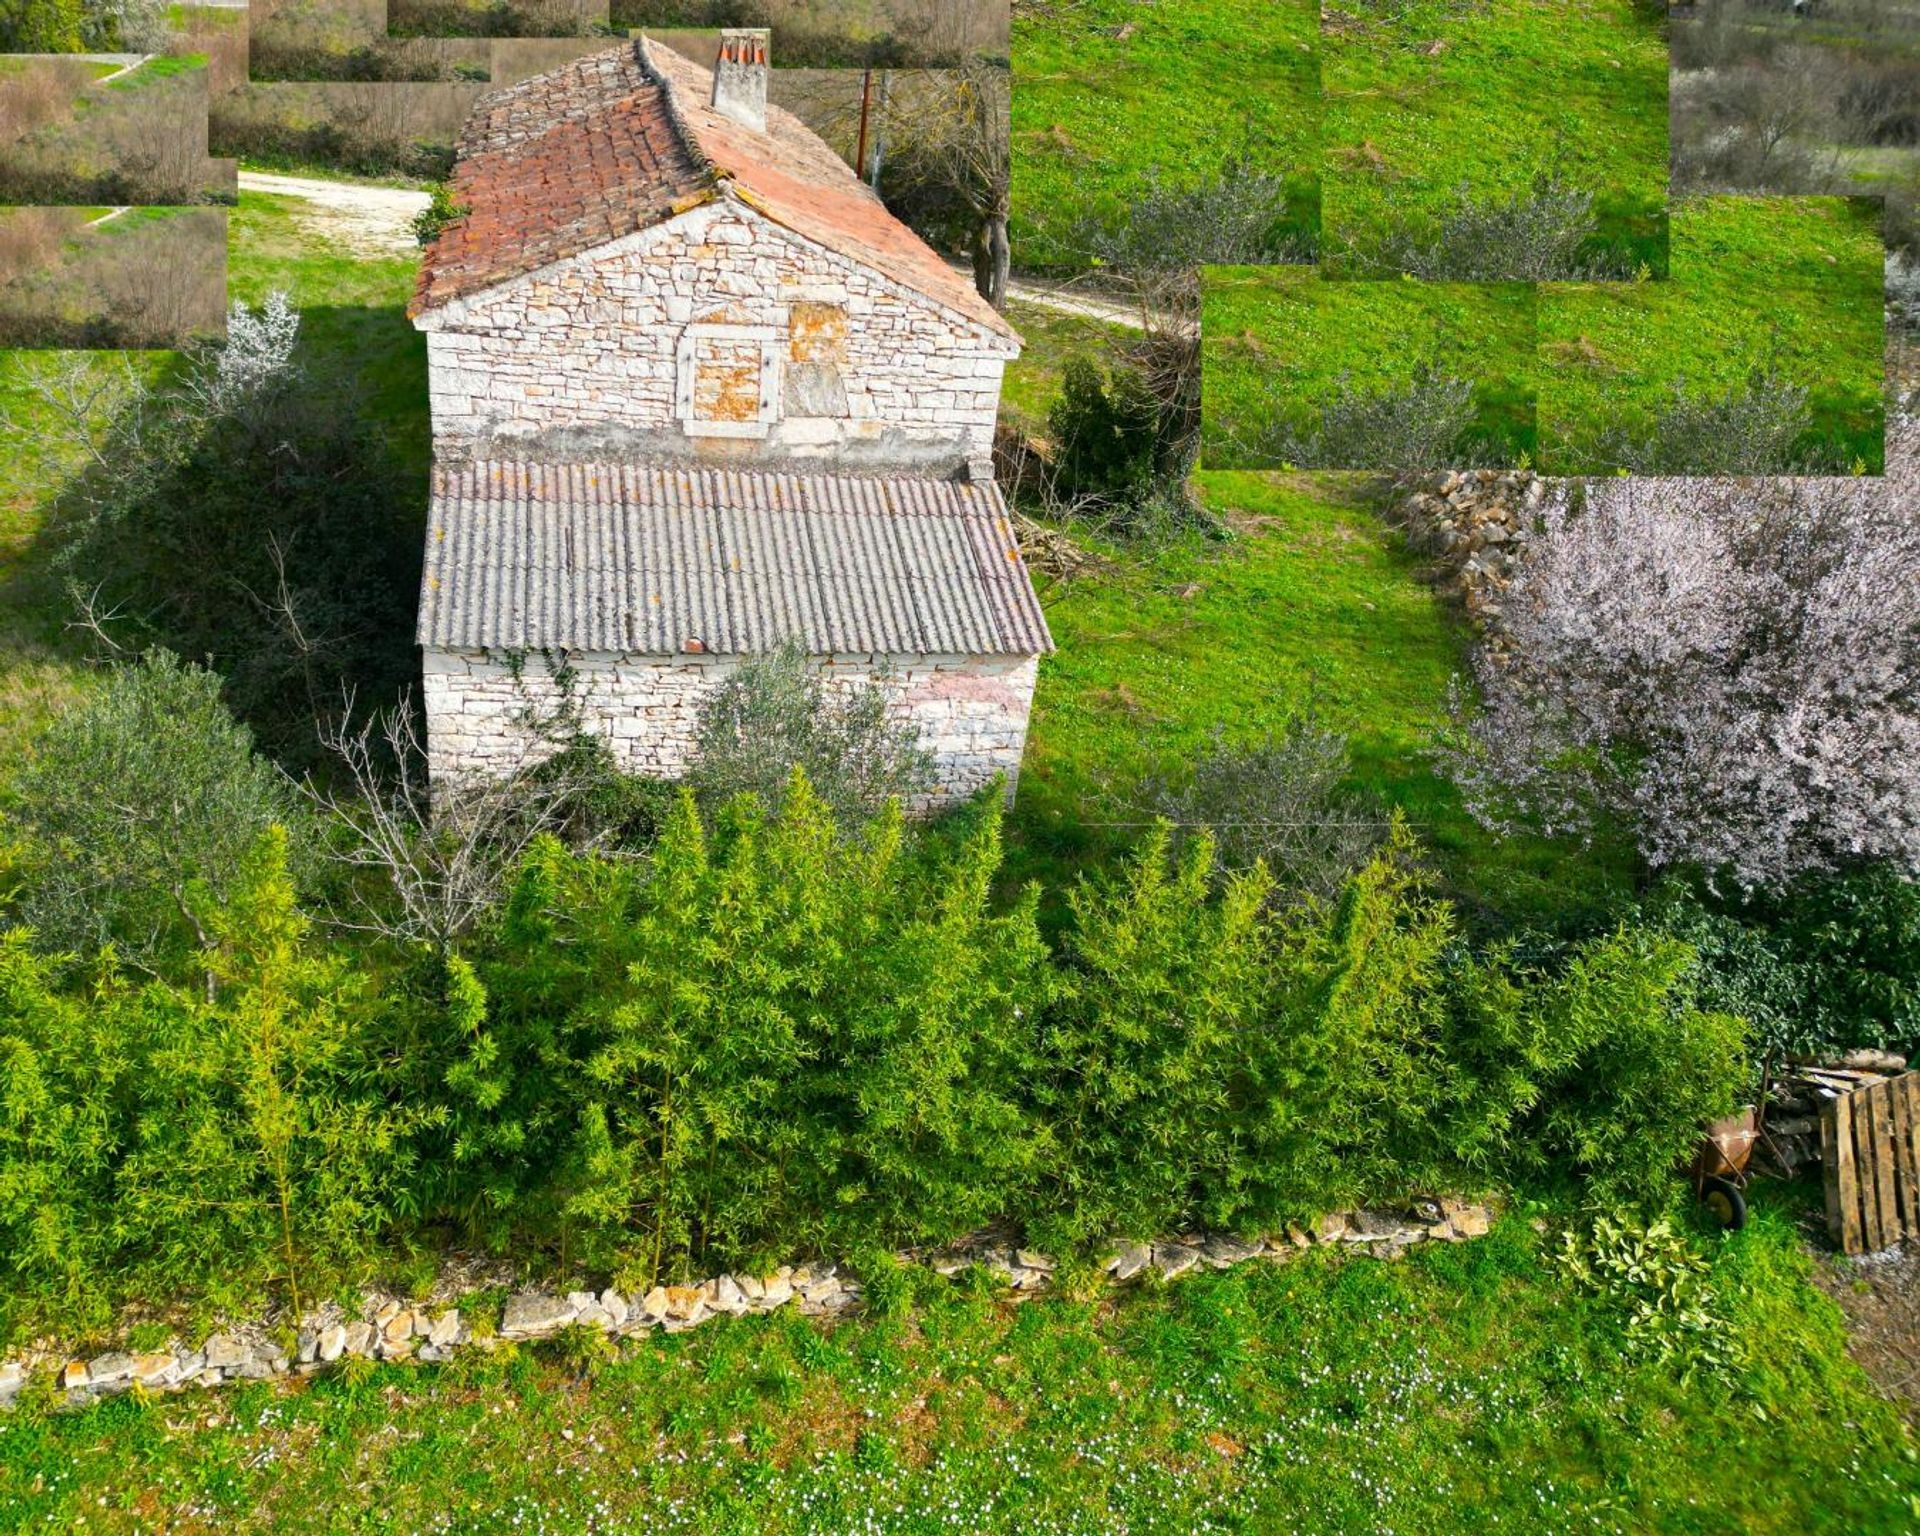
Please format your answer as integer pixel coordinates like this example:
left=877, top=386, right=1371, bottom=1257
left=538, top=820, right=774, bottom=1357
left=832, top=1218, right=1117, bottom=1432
left=4, top=1196, right=1913, bottom=1533
left=1010, top=0, right=1321, bottom=272
left=1537, top=195, right=1887, bottom=473
left=1009, top=470, right=1634, bottom=930
left=101, top=52, right=205, bottom=91
left=1199, top=266, right=1537, bottom=468
left=1319, top=0, right=1669, bottom=276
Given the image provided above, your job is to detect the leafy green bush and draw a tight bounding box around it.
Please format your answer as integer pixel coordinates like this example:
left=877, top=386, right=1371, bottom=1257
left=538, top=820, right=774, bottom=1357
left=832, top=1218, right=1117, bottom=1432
left=1046, top=357, right=1174, bottom=508
left=1446, top=929, right=1749, bottom=1204
left=687, top=643, right=935, bottom=828
left=1031, top=819, right=1479, bottom=1245
left=527, top=735, right=679, bottom=852
left=0, top=753, right=1759, bottom=1335
left=1654, top=865, right=1920, bottom=1058
left=0, top=829, right=412, bottom=1339
left=1555, top=1211, right=1740, bottom=1380
left=1030, top=825, right=1288, bottom=1248
left=453, top=775, right=1050, bottom=1280
left=4, top=650, right=310, bottom=974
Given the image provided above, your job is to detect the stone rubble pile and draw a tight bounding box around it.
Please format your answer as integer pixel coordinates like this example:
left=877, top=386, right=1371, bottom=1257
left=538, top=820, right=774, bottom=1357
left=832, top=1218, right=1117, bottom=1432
left=1, top=1199, right=1494, bottom=1412
left=1390, top=468, right=1545, bottom=641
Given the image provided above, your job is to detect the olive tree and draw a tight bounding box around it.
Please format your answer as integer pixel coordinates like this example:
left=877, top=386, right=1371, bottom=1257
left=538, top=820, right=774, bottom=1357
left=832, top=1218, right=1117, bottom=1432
left=6, top=650, right=308, bottom=972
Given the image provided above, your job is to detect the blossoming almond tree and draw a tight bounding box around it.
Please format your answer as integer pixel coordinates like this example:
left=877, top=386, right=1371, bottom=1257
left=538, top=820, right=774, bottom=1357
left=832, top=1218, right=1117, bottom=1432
left=1446, top=413, right=1920, bottom=891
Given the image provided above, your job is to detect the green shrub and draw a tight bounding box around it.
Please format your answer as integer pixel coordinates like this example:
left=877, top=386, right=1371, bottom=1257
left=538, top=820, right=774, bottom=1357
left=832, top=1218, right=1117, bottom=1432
left=0, top=748, right=1762, bottom=1337
left=0, top=0, right=96, bottom=49
left=1138, top=714, right=1386, bottom=906
left=4, top=650, right=310, bottom=975
left=1047, top=357, right=1169, bottom=506
left=1654, top=864, right=1920, bottom=1059
left=1257, top=364, right=1484, bottom=472
left=50, top=299, right=421, bottom=767
left=456, top=775, right=1050, bottom=1280
left=1266, top=819, right=1460, bottom=1209
left=687, top=642, right=936, bottom=828
left=1555, top=1211, right=1740, bottom=1380
left=1345, top=175, right=1623, bottom=282
left=1596, top=367, right=1836, bottom=475
left=1441, top=927, right=1749, bottom=1203
left=0, top=829, right=411, bottom=1342
left=1029, top=824, right=1285, bottom=1248
left=528, top=734, right=679, bottom=852
left=1029, top=817, right=1465, bottom=1241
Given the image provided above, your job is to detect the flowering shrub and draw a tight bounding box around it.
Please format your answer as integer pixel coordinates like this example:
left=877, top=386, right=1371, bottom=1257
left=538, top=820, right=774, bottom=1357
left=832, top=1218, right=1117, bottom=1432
left=1447, top=415, right=1920, bottom=890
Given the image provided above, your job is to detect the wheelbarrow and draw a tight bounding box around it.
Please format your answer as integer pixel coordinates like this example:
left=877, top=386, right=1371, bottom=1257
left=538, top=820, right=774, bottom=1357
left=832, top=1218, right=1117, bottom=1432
left=1690, top=1107, right=1762, bottom=1230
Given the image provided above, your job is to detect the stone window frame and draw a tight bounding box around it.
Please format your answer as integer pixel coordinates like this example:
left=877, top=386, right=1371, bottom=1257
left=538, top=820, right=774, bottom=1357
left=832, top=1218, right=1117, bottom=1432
left=676, top=321, right=783, bottom=439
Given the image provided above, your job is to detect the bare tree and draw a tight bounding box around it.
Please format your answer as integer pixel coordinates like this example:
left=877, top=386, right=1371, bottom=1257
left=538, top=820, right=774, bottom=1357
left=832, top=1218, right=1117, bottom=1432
left=302, top=693, right=614, bottom=951
left=878, top=62, right=1011, bottom=307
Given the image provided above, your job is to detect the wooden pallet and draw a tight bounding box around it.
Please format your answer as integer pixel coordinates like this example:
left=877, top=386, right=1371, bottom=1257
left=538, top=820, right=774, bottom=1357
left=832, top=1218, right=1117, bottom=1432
left=1821, top=1071, right=1920, bottom=1255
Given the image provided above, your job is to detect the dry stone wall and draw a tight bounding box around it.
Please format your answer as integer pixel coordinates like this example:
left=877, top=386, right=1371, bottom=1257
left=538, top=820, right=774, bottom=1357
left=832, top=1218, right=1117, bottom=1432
left=0, top=1201, right=1496, bottom=1412
left=423, top=646, right=1040, bottom=807
left=420, top=194, right=1014, bottom=476
left=1390, top=467, right=1542, bottom=642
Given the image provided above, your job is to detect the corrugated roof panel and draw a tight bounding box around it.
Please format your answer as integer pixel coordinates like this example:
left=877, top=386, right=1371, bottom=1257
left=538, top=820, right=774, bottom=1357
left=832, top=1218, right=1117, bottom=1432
left=418, top=461, right=1053, bottom=659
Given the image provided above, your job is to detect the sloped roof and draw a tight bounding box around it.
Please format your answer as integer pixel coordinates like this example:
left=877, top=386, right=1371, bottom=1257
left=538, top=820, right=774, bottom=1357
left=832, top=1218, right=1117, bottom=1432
left=418, top=460, right=1053, bottom=657
left=411, top=38, right=1014, bottom=343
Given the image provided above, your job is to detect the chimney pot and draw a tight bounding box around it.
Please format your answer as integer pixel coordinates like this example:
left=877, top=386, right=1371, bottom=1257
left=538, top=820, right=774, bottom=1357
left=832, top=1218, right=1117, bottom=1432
left=712, top=28, right=770, bottom=133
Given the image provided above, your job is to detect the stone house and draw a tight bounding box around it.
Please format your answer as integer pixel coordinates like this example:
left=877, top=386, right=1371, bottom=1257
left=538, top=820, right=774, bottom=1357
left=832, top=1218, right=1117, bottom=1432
left=409, top=30, right=1050, bottom=806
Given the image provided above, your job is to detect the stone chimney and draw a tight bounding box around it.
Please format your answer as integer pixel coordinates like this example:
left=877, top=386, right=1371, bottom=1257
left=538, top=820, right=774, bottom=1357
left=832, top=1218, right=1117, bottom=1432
left=711, top=28, right=770, bottom=133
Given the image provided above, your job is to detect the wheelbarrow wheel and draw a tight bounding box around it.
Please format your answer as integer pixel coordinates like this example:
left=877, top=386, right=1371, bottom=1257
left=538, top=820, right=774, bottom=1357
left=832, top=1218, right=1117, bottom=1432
left=1700, top=1175, right=1747, bottom=1231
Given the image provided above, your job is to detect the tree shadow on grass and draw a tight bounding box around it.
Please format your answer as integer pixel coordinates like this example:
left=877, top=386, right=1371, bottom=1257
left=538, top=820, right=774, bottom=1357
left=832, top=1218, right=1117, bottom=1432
left=8, top=302, right=429, bottom=770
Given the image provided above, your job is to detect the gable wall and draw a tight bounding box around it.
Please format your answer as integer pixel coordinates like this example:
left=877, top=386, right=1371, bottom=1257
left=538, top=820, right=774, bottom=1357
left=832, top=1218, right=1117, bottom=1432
left=422, top=198, right=1010, bottom=476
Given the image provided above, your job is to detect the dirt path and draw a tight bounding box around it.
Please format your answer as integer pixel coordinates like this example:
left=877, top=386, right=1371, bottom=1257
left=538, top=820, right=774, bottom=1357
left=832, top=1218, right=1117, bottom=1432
left=967, top=269, right=1145, bottom=329
left=237, top=171, right=431, bottom=257
left=1006, top=277, right=1143, bottom=329
left=87, top=207, right=131, bottom=226
left=93, top=54, right=155, bottom=85
left=1812, top=1242, right=1920, bottom=1428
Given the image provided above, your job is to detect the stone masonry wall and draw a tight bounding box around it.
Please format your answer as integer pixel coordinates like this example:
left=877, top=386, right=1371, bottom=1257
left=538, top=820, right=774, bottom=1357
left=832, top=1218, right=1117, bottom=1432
left=419, top=195, right=1013, bottom=476
left=423, top=646, right=1040, bottom=807
left=2, top=1200, right=1497, bottom=1412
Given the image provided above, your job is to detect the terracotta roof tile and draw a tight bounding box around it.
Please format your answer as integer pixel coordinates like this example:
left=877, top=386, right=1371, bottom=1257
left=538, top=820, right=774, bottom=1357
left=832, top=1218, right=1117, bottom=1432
left=412, top=38, right=1015, bottom=345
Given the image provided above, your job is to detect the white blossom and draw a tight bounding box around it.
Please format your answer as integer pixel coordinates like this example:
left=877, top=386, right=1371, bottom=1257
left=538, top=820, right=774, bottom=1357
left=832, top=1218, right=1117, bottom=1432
left=1446, top=413, right=1920, bottom=891
left=201, top=290, right=302, bottom=415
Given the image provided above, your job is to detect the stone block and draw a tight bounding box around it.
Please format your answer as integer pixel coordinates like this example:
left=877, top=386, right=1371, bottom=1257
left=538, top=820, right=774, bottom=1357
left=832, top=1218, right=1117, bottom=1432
left=203, top=1334, right=249, bottom=1371
left=501, top=1293, right=577, bottom=1338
